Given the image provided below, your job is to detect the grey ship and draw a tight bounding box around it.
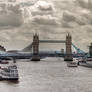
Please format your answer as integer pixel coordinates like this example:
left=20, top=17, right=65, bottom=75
left=0, top=65, right=19, bottom=81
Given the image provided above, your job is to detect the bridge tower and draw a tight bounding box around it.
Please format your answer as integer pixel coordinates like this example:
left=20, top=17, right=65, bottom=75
left=31, top=33, right=40, bottom=61
left=64, top=33, right=73, bottom=61
left=89, top=43, right=92, bottom=57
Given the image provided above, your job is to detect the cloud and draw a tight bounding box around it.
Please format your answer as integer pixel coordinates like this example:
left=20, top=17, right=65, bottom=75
left=62, top=9, right=92, bottom=27
left=0, top=3, right=23, bottom=28
left=62, top=11, right=76, bottom=22
left=32, top=15, right=59, bottom=25
left=76, top=0, right=88, bottom=8
left=37, top=1, right=54, bottom=11
left=76, top=0, right=92, bottom=10
left=30, top=1, right=55, bottom=16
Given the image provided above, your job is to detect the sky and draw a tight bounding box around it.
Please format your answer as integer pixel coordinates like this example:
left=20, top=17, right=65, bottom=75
left=0, top=0, right=92, bottom=51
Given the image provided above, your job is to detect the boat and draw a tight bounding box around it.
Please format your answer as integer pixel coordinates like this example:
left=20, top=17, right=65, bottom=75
left=67, top=62, right=78, bottom=67
left=77, top=42, right=92, bottom=68
left=0, top=60, right=9, bottom=64
left=77, top=56, right=92, bottom=68
left=0, top=65, right=19, bottom=81
left=78, top=61, right=92, bottom=68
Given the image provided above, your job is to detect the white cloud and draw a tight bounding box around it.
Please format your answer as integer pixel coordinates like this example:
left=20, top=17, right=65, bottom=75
left=30, top=0, right=55, bottom=16
left=32, top=15, right=59, bottom=25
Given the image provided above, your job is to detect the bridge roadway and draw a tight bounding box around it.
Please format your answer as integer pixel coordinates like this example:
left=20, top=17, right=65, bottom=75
left=0, top=52, right=87, bottom=60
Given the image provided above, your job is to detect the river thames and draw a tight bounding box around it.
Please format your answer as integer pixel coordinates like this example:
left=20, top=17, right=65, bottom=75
left=0, top=57, right=92, bottom=92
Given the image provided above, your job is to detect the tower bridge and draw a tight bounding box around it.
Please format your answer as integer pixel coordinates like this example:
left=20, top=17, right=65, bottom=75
left=22, top=33, right=86, bottom=61
left=28, top=33, right=73, bottom=61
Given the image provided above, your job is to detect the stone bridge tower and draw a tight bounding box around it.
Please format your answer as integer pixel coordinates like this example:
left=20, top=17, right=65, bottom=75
left=31, top=33, right=40, bottom=61
left=64, top=33, right=73, bottom=61
left=89, top=43, right=92, bottom=57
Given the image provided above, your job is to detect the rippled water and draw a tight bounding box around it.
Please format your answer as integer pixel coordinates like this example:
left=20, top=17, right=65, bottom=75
left=0, top=57, right=92, bottom=92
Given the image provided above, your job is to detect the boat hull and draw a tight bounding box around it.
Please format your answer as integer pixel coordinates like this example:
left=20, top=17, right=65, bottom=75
left=79, top=62, right=92, bottom=68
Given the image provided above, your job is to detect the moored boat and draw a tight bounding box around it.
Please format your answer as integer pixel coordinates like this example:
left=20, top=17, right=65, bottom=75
left=0, top=60, right=9, bottom=64
left=67, top=62, right=78, bottom=67
left=78, top=61, right=92, bottom=68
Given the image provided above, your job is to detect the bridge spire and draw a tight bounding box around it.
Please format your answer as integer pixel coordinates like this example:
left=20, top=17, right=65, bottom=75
left=31, top=33, right=40, bottom=61
left=64, top=33, right=73, bottom=61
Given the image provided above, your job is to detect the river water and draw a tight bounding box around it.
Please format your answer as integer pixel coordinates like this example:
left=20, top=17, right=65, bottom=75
left=0, top=57, right=92, bottom=92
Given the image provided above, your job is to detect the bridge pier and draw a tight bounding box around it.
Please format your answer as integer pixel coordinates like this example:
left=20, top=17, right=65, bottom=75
left=31, top=34, right=40, bottom=61
left=31, top=54, right=40, bottom=61
left=64, top=33, right=73, bottom=61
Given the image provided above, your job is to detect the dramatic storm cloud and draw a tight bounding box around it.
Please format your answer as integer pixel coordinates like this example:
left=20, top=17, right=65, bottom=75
left=0, top=0, right=92, bottom=51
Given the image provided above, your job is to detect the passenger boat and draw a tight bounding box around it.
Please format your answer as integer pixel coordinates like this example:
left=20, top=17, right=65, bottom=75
left=0, top=65, right=19, bottom=81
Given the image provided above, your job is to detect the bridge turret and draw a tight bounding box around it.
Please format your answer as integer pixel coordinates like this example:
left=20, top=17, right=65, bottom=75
left=31, top=33, right=40, bottom=61
left=64, top=33, right=73, bottom=61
